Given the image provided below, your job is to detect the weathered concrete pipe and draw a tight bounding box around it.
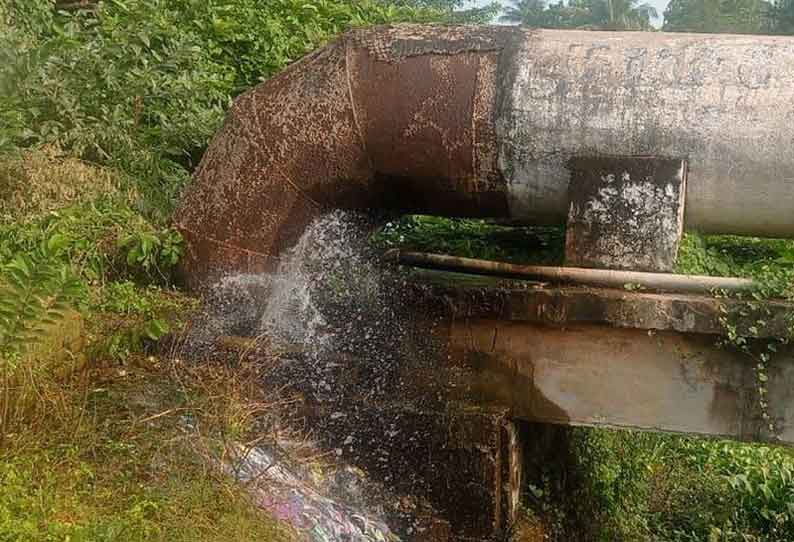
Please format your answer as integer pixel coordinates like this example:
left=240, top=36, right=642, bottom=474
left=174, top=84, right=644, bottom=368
left=174, top=25, right=794, bottom=287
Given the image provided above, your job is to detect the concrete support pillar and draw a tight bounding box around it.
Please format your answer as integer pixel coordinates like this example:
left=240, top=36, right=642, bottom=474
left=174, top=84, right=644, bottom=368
left=564, top=156, right=687, bottom=272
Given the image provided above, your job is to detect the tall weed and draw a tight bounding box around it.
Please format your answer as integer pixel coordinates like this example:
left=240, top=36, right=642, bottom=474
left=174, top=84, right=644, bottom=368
left=0, top=250, right=86, bottom=444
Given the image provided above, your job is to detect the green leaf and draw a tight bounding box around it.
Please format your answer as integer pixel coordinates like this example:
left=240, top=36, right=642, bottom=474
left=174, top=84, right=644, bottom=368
left=46, top=233, right=68, bottom=253
left=143, top=318, right=169, bottom=341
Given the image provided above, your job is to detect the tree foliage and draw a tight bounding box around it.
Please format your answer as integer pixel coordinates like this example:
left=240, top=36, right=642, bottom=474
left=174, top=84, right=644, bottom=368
left=768, top=0, right=794, bottom=32
left=502, top=0, right=794, bottom=33
left=663, top=0, right=769, bottom=33
left=0, top=0, right=443, bottom=220
left=501, top=0, right=658, bottom=30
left=388, top=0, right=501, bottom=21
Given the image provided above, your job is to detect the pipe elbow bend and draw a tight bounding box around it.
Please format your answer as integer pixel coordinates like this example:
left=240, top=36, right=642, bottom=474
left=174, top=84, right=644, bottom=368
left=175, top=25, right=516, bottom=288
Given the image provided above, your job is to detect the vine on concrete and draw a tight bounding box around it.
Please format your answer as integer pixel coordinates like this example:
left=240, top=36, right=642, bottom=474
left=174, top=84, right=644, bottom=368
left=717, top=299, right=793, bottom=440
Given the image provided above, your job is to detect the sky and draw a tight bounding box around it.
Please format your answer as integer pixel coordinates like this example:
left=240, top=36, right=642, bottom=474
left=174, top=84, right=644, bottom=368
left=467, top=0, right=671, bottom=27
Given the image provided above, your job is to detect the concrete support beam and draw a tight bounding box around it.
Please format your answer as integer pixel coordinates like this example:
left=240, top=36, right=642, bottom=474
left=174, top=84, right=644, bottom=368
left=413, top=270, right=794, bottom=338
left=407, top=271, right=794, bottom=444
left=439, top=320, right=794, bottom=444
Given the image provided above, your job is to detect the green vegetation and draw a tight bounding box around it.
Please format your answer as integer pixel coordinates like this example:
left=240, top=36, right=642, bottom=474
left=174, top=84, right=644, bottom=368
left=0, top=1, right=444, bottom=539
left=675, top=233, right=794, bottom=299
left=661, top=0, right=794, bottom=34
left=392, top=0, right=502, bottom=21
left=374, top=215, right=566, bottom=265
left=501, top=0, right=794, bottom=34
left=501, top=0, right=659, bottom=30
left=3, top=2, right=794, bottom=541
left=663, top=0, right=767, bottom=33
left=516, top=427, right=794, bottom=542
left=374, top=215, right=794, bottom=298
left=0, top=0, right=441, bottom=218
left=0, top=146, right=295, bottom=538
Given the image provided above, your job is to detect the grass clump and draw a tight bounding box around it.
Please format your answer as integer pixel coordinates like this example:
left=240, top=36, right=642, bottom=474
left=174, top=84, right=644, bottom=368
left=0, top=147, right=124, bottom=220
left=522, top=427, right=794, bottom=542
left=0, top=362, right=297, bottom=542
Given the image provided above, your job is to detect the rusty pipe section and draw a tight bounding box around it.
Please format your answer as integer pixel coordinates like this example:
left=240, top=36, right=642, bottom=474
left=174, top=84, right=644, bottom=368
left=174, top=25, right=794, bottom=287
left=174, top=25, right=513, bottom=287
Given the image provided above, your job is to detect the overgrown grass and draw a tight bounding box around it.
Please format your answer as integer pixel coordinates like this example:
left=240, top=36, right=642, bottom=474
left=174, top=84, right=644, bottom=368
left=0, top=357, right=297, bottom=542
left=0, top=265, right=297, bottom=541
left=0, top=208, right=294, bottom=540
left=0, top=140, right=296, bottom=539
left=0, top=151, right=183, bottom=384
left=0, top=146, right=124, bottom=219
left=533, top=428, right=794, bottom=542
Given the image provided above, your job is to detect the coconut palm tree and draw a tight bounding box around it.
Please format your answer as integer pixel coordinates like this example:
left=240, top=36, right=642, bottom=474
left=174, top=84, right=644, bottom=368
left=587, top=0, right=659, bottom=29
left=500, top=0, right=550, bottom=25
left=501, top=0, right=657, bottom=29
left=606, top=0, right=658, bottom=28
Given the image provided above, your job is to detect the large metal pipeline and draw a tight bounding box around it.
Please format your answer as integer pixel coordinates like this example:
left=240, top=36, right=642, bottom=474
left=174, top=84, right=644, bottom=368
left=174, top=25, right=794, bottom=287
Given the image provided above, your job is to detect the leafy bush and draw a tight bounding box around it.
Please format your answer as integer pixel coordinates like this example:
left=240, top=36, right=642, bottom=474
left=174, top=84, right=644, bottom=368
left=0, top=0, right=55, bottom=43
left=89, top=280, right=196, bottom=361
left=0, top=197, right=183, bottom=285
left=553, top=429, right=794, bottom=542
left=1, top=0, right=443, bottom=219
left=1, top=2, right=229, bottom=215
left=0, top=252, right=84, bottom=358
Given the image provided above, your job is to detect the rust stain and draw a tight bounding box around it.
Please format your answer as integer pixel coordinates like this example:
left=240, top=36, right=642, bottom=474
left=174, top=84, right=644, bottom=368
left=174, top=25, right=516, bottom=287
